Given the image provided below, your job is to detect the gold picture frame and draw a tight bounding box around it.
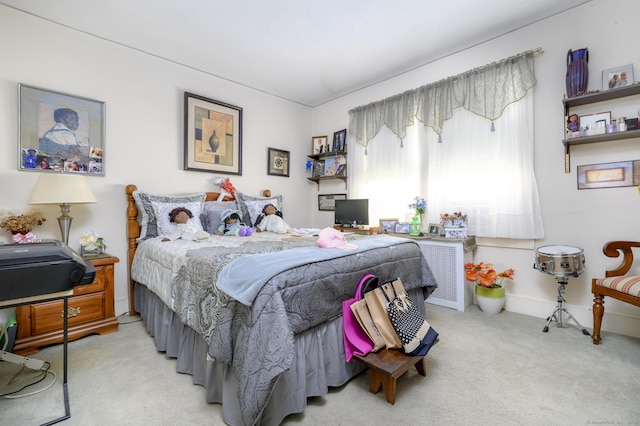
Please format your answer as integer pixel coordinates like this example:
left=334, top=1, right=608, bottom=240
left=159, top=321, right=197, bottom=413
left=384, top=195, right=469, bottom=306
left=312, top=135, right=328, bottom=155
left=184, top=92, right=242, bottom=175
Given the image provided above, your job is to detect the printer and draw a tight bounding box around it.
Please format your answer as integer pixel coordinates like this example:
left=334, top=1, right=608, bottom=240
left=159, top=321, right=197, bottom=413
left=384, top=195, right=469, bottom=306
left=0, top=240, right=96, bottom=303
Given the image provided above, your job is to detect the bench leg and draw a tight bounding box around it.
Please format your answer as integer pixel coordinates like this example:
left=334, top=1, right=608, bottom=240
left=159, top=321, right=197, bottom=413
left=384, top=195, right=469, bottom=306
left=414, top=358, right=426, bottom=376
left=370, top=369, right=397, bottom=404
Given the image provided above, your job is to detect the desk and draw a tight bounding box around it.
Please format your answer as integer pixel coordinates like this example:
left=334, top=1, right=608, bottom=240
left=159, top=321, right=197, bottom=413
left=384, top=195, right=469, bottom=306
left=1, top=292, right=72, bottom=425
left=333, top=225, right=379, bottom=235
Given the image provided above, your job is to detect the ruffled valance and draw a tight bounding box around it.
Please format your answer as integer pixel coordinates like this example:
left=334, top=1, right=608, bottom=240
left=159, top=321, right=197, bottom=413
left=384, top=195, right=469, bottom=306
left=348, top=49, right=539, bottom=147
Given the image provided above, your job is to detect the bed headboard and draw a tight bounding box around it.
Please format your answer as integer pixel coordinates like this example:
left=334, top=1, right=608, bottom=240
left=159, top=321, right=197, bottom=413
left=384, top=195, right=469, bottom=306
left=125, top=184, right=233, bottom=315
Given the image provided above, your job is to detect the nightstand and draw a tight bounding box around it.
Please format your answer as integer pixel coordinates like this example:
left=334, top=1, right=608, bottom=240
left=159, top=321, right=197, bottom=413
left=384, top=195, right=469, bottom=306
left=13, top=254, right=119, bottom=355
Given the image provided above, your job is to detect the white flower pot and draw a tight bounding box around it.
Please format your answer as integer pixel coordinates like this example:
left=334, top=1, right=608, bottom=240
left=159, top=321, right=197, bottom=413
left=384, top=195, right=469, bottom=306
left=475, top=285, right=505, bottom=314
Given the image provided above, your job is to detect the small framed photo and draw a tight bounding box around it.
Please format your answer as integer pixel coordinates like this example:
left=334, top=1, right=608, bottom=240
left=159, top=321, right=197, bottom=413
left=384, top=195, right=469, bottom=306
left=318, top=193, right=346, bottom=211
left=335, top=164, right=346, bottom=176
left=312, top=135, right=328, bottom=155
left=379, top=218, right=399, bottom=234
left=312, top=160, right=325, bottom=177
left=579, top=111, right=611, bottom=135
left=602, top=64, right=633, bottom=90
left=332, top=129, right=346, bottom=152
left=19, top=84, right=105, bottom=175
left=427, top=223, right=441, bottom=236
left=267, top=147, right=290, bottom=177
left=324, top=157, right=341, bottom=176
left=395, top=222, right=410, bottom=234
left=184, top=92, right=242, bottom=175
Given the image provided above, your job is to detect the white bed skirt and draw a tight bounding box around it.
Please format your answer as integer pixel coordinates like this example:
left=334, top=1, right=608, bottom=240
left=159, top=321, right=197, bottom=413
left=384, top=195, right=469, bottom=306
left=134, top=282, right=425, bottom=425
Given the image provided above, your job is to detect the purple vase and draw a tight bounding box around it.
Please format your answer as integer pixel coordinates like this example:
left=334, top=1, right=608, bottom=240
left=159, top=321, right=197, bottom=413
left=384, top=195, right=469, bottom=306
left=566, top=48, right=589, bottom=98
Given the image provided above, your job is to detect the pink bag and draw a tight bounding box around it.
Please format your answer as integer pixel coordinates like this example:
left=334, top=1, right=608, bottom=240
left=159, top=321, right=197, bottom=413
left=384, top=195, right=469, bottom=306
left=342, top=274, right=375, bottom=362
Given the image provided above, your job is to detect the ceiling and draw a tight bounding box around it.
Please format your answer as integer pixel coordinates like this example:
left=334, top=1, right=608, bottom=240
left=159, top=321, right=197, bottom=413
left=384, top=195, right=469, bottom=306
left=1, top=0, right=593, bottom=107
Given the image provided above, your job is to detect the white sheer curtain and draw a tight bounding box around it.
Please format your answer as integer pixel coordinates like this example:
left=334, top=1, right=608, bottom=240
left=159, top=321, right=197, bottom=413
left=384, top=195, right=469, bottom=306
left=348, top=91, right=544, bottom=239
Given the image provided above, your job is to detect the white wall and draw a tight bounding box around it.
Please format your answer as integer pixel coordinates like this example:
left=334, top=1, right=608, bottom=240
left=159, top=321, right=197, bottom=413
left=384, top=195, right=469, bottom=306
left=313, top=0, right=640, bottom=339
left=0, top=7, right=314, bottom=314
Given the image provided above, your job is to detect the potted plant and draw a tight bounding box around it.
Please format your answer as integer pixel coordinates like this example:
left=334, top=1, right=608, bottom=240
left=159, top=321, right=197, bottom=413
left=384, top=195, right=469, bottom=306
left=465, top=262, right=515, bottom=314
left=0, top=209, right=46, bottom=243
left=79, top=230, right=107, bottom=257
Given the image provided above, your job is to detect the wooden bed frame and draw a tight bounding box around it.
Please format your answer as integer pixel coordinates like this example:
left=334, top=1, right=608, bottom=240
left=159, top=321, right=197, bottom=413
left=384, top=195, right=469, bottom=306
left=125, top=184, right=233, bottom=315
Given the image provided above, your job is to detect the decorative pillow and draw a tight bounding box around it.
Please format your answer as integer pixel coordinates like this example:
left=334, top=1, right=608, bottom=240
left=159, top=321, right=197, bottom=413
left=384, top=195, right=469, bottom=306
left=203, top=200, right=239, bottom=233
left=132, top=191, right=206, bottom=240
left=152, top=201, right=206, bottom=237
left=236, top=191, right=283, bottom=227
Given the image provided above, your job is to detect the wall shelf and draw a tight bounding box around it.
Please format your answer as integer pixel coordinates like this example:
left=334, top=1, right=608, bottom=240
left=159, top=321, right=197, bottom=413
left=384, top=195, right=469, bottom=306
left=307, top=150, right=347, bottom=189
left=562, top=83, right=640, bottom=173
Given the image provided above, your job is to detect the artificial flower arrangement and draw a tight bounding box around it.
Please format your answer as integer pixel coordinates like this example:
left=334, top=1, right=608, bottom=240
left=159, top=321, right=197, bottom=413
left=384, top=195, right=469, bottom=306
left=0, top=209, right=46, bottom=243
left=439, top=212, right=467, bottom=227
left=465, top=262, right=515, bottom=288
left=409, top=196, right=427, bottom=216
left=79, top=230, right=107, bottom=255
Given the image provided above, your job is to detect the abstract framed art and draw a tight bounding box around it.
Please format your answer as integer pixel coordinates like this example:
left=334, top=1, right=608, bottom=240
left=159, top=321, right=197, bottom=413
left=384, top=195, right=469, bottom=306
left=184, top=92, right=242, bottom=175
left=267, top=147, right=290, bottom=177
left=18, top=84, right=105, bottom=175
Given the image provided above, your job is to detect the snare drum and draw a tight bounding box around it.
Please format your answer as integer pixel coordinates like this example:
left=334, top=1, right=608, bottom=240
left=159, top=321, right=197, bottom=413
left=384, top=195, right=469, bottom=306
left=534, top=245, right=585, bottom=277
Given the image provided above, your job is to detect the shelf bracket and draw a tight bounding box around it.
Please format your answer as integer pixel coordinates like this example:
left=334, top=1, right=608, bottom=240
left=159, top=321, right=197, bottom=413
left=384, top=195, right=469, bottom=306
left=565, top=145, right=570, bottom=173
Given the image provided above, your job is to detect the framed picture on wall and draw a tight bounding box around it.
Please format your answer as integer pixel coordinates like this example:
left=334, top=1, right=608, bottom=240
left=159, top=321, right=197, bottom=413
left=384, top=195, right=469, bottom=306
left=267, top=147, right=290, bottom=177
left=184, top=92, right=242, bottom=175
left=18, top=84, right=105, bottom=175
left=318, top=193, right=346, bottom=211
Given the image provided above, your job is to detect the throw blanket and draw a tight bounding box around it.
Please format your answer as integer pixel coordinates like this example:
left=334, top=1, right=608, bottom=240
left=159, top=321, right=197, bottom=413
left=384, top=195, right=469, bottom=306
left=217, top=234, right=412, bottom=306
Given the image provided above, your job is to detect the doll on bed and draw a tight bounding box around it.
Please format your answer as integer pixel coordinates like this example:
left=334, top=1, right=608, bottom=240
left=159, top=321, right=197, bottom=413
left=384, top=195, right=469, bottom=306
left=254, top=203, right=290, bottom=233
left=216, top=209, right=253, bottom=236
left=161, top=207, right=211, bottom=242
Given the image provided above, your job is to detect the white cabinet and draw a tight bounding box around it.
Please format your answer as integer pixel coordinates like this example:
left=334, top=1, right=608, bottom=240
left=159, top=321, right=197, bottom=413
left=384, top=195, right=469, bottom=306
left=415, top=238, right=476, bottom=312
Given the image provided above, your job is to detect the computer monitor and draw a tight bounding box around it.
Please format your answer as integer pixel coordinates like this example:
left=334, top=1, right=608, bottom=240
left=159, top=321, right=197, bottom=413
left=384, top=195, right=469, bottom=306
left=334, top=199, right=369, bottom=227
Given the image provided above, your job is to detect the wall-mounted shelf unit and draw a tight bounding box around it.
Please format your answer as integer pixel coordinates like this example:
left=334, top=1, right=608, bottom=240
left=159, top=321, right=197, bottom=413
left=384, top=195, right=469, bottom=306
left=562, top=83, right=640, bottom=173
left=307, top=150, right=347, bottom=189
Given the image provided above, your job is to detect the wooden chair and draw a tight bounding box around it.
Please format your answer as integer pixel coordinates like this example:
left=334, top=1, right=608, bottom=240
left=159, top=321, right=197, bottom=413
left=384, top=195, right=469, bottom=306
left=592, top=241, right=640, bottom=345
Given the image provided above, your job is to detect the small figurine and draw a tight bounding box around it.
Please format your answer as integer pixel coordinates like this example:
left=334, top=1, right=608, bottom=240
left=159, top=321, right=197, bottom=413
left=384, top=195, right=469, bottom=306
left=254, top=203, right=290, bottom=233
left=162, top=207, right=211, bottom=242
left=216, top=209, right=253, bottom=236
left=567, top=114, right=579, bottom=133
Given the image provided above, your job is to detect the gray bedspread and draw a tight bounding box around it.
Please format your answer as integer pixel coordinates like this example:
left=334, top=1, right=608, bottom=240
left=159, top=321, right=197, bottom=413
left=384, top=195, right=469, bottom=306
left=132, top=233, right=436, bottom=425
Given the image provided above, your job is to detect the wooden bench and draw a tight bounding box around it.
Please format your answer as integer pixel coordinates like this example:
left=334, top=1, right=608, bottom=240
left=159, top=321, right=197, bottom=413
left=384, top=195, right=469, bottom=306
left=354, top=348, right=426, bottom=404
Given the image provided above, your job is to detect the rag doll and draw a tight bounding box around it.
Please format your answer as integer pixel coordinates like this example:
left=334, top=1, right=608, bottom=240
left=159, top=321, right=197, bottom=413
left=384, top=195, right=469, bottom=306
left=161, top=207, right=211, bottom=242
left=254, top=203, right=290, bottom=233
left=216, top=209, right=253, bottom=236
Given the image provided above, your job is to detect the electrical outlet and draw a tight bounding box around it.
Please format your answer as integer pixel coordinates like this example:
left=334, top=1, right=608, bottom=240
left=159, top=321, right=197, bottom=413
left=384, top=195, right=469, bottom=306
left=0, top=350, right=45, bottom=370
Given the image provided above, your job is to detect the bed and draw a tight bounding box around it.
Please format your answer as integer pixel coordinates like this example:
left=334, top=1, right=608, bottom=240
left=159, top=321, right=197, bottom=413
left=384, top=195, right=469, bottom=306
left=125, top=184, right=438, bottom=425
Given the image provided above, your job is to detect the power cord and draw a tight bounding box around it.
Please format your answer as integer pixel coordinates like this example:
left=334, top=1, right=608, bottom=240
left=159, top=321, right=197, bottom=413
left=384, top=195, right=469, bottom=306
left=0, top=361, right=57, bottom=399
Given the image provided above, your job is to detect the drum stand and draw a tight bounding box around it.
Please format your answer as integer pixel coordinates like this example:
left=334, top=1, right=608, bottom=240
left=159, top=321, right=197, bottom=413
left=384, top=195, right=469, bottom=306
left=543, top=276, right=590, bottom=336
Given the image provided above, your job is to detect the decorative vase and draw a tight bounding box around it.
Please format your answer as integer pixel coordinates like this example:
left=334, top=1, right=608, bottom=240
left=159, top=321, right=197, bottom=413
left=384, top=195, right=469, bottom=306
left=475, top=284, right=506, bottom=314
left=410, top=215, right=421, bottom=236
left=81, top=246, right=104, bottom=257
left=566, top=48, right=589, bottom=98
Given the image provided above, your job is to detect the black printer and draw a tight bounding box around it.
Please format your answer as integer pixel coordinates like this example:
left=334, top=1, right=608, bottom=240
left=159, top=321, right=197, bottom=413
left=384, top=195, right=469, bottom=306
left=0, top=240, right=96, bottom=302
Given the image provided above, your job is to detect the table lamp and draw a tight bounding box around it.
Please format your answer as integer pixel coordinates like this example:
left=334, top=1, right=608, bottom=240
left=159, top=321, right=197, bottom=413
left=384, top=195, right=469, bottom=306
left=29, top=174, right=97, bottom=245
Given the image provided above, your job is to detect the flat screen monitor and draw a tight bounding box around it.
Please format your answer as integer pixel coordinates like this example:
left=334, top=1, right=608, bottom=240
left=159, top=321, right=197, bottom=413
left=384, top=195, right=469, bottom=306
left=334, top=199, right=369, bottom=226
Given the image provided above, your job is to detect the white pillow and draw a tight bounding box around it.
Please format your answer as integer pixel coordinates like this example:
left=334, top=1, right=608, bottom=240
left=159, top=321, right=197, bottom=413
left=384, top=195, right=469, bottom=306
left=132, top=191, right=206, bottom=240
left=151, top=201, right=206, bottom=237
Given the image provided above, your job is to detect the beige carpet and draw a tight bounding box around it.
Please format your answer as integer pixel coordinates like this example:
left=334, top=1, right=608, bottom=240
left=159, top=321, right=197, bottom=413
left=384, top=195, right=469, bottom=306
left=2, top=303, right=639, bottom=425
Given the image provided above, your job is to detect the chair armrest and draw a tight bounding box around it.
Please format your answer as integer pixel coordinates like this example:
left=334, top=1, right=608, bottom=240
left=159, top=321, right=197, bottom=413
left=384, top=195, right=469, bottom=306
left=603, top=241, right=640, bottom=277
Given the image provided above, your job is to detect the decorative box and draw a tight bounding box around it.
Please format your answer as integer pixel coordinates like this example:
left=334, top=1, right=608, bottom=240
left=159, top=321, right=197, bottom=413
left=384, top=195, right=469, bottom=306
left=445, top=227, right=468, bottom=239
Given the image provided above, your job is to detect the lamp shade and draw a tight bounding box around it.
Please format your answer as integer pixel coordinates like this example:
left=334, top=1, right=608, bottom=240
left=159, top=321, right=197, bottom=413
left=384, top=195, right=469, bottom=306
left=29, top=174, right=97, bottom=205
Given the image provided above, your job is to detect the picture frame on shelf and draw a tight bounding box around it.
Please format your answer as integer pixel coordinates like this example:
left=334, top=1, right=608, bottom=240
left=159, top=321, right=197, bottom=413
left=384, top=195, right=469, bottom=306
left=267, top=147, right=290, bottom=177
left=332, top=129, right=346, bottom=152
left=335, top=164, right=346, bottom=176
left=318, top=194, right=346, bottom=211
left=379, top=218, right=399, bottom=234
left=394, top=222, right=410, bottom=234
left=184, top=92, right=242, bottom=175
left=18, top=84, right=105, bottom=175
left=324, top=157, right=341, bottom=176
left=427, top=223, right=441, bottom=236
left=602, top=64, right=633, bottom=90
left=578, top=111, right=611, bottom=135
left=312, top=135, right=328, bottom=155
left=312, top=160, right=325, bottom=177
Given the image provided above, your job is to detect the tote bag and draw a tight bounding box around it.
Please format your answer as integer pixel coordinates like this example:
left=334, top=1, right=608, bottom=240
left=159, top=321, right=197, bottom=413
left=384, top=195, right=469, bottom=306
left=342, top=275, right=375, bottom=362
left=351, top=274, right=385, bottom=352
left=363, top=283, right=403, bottom=350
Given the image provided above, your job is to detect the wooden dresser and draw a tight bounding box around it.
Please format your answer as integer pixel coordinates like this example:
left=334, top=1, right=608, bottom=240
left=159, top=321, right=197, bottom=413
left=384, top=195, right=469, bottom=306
left=13, top=254, right=120, bottom=355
